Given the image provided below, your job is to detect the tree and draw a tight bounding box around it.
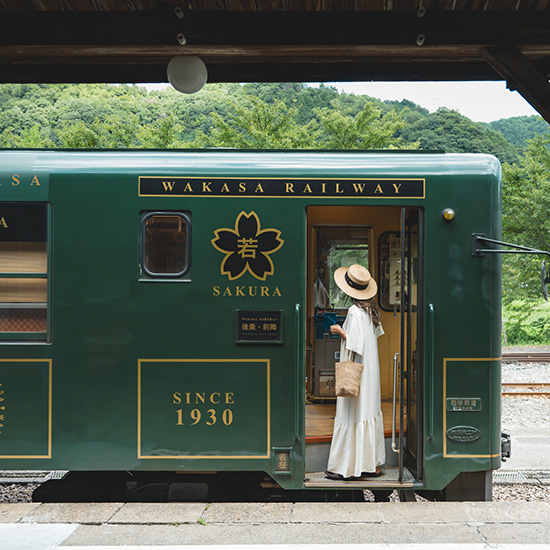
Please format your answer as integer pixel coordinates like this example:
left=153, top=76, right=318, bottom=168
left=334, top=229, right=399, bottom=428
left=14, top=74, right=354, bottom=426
left=57, top=120, right=101, bottom=148
left=501, top=135, right=550, bottom=303
left=400, top=108, right=520, bottom=164
left=194, top=95, right=321, bottom=149
left=314, top=99, right=417, bottom=150
left=137, top=114, right=187, bottom=148
left=195, top=94, right=416, bottom=150
left=0, top=125, right=54, bottom=148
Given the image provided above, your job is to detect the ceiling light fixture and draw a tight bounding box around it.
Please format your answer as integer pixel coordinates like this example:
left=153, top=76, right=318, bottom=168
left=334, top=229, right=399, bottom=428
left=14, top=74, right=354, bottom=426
left=167, top=56, right=208, bottom=94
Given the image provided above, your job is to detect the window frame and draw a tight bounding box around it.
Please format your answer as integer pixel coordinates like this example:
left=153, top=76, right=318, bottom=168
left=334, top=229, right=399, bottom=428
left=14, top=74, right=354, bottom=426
left=0, top=202, right=51, bottom=343
left=140, top=211, right=192, bottom=280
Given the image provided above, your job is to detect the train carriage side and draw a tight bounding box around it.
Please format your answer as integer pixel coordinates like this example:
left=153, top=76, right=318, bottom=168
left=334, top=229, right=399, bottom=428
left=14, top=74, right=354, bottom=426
left=0, top=150, right=501, bottom=501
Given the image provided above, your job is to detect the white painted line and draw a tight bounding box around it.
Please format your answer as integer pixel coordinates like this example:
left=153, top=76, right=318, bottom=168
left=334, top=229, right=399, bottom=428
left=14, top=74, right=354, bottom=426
left=60, top=545, right=550, bottom=550
left=0, top=523, right=77, bottom=550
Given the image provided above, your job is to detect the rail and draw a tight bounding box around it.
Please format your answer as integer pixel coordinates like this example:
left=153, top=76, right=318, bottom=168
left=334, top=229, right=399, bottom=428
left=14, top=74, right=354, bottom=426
left=502, top=382, right=550, bottom=397
left=502, top=352, right=550, bottom=363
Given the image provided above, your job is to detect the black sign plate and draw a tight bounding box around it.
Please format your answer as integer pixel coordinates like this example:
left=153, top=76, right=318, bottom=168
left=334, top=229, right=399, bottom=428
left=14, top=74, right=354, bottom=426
left=236, top=310, right=283, bottom=344
left=139, top=177, right=425, bottom=199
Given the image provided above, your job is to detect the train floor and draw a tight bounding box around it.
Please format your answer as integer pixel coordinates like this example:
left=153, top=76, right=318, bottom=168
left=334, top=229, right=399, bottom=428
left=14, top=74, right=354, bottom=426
left=306, top=399, right=406, bottom=441
left=305, top=400, right=404, bottom=439
left=2, top=500, right=549, bottom=548
left=305, top=400, right=412, bottom=488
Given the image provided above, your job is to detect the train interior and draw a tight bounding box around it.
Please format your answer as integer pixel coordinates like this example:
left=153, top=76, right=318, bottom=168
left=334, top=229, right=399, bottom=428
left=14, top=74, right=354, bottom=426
left=304, top=205, right=422, bottom=489
left=0, top=203, right=49, bottom=339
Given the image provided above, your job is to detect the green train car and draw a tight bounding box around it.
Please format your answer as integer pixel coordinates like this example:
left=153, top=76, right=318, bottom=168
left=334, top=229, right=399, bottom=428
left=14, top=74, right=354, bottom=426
left=0, top=150, right=504, bottom=502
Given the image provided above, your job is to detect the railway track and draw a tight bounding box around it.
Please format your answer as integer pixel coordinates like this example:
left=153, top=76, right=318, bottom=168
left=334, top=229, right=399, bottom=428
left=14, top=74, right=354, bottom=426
left=502, top=382, right=550, bottom=397
left=502, top=352, right=550, bottom=364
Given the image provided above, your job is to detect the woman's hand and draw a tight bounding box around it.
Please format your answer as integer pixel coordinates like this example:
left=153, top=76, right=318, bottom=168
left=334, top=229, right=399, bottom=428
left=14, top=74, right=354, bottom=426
left=330, top=324, right=346, bottom=339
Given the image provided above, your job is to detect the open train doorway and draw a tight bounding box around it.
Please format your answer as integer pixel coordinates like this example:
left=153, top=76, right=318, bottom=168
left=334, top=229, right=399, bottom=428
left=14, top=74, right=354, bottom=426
left=304, top=205, right=423, bottom=489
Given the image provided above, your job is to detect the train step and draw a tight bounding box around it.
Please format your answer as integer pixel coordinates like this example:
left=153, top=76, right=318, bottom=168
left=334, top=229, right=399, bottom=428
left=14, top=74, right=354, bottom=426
left=304, top=466, right=415, bottom=488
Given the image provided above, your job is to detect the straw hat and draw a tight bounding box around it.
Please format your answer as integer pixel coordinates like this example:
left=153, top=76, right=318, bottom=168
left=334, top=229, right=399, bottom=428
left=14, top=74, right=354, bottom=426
left=334, top=264, right=378, bottom=300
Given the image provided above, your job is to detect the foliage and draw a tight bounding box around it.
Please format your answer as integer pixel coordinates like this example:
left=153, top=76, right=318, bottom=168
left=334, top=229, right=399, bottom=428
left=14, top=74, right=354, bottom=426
left=501, top=135, right=550, bottom=304
left=399, top=108, right=520, bottom=164
left=314, top=99, right=418, bottom=150
left=502, top=299, right=550, bottom=345
left=194, top=95, right=321, bottom=149
left=138, top=115, right=187, bottom=148
left=502, top=134, right=550, bottom=343
left=0, top=83, right=239, bottom=148
left=0, top=125, right=54, bottom=148
left=241, top=82, right=342, bottom=125
left=0, top=83, right=546, bottom=160
left=193, top=93, right=416, bottom=150
left=486, top=115, right=550, bottom=150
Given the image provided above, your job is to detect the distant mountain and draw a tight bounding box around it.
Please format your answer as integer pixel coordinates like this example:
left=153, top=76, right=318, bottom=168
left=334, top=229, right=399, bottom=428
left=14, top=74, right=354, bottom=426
left=484, top=115, right=550, bottom=150
left=398, top=107, right=521, bottom=164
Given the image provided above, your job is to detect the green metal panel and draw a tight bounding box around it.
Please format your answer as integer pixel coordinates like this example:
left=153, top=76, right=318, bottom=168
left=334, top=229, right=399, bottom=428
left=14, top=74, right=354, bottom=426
left=0, top=151, right=49, bottom=201
left=138, top=359, right=270, bottom=459
left=0, top=360, right=51, bottom=459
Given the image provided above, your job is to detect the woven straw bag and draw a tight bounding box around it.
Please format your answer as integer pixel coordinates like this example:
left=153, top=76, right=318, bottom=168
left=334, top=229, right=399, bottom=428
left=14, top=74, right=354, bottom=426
left=335, top=351, right=363, bottom=397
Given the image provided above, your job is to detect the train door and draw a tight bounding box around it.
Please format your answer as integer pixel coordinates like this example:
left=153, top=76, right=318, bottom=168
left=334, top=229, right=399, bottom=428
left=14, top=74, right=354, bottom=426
left=377, top=207, right=423, bottom=484
left=396, top=207, right=423, bottom=482
left=304, top=205, right=422, bottom=490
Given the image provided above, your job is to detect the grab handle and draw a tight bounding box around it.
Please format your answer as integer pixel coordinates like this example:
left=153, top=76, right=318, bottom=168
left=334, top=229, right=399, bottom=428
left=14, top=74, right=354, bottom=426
left=295, top=303, right=301, bottom=440
left=392, top=352, right=400, bottom=453
left=427, top=304, right=435, bottom=440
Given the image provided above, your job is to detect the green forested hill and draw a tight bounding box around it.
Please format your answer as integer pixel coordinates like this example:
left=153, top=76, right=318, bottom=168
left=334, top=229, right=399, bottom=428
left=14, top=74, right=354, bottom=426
left=399, top=108, right=521, bottom=164
left=485, top=115, right=550, bottom=149
left=1, top=82, right=546, bottom=162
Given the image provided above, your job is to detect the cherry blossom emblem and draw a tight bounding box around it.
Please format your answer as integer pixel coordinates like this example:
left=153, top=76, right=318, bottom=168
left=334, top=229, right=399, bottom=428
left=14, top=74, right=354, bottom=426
left=212, top=211, right=284, bottom=281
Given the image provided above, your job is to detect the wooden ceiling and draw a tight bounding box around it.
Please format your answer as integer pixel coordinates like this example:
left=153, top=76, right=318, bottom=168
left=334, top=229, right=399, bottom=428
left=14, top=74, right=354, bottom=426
left=1, top=1, right=550, bottom=121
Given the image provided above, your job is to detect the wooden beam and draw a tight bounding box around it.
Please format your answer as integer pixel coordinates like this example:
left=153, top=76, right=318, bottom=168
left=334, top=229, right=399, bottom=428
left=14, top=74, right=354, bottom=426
left=483, top=46, right=550, bottom=124
left=0, top=60, right=501, bottom=84
left=1, top=11, right=550, bottom=46
left=1, top=43, right=550, bottom=60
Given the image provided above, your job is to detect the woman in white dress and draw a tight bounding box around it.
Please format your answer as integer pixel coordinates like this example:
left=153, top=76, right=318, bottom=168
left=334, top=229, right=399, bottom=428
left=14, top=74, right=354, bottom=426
left=325, top=264, right=386, bottom=481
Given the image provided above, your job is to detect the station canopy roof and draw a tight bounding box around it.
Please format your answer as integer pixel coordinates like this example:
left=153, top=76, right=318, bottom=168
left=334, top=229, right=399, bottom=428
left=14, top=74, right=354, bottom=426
left=1, top=1, right=550, bottom=122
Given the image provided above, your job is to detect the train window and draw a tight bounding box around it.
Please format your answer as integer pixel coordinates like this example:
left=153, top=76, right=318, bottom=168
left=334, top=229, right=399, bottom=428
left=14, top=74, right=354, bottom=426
left=316, top=226, right=371, bottom=310
left=140, top=212, right=191, bottom=279
left=328, top=243, right=369, bottom=308
left=0, top=203, right=49, bottom=342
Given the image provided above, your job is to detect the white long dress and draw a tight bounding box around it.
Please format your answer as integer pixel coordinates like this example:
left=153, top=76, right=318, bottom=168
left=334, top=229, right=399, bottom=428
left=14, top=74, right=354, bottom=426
left=327, top=304, right=386, bottom=477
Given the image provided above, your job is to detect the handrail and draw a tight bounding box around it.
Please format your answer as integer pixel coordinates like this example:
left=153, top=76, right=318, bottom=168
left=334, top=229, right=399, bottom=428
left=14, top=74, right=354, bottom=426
left=295, top=303, right=301, bottom=440
left=472, top=234, right=550, bottom=258
left=392, top=352, right=400, bottom=454
left=427, top=303, right=435, bottom=441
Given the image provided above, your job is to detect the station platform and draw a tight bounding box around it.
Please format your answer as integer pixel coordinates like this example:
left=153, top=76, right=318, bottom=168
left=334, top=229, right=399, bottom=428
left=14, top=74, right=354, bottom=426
left=1, top=501, right=549, bottom=549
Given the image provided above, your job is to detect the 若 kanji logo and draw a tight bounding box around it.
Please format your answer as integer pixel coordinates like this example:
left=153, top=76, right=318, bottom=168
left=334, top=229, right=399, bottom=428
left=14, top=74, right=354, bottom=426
left=212, top=211, right=284, bottom=281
